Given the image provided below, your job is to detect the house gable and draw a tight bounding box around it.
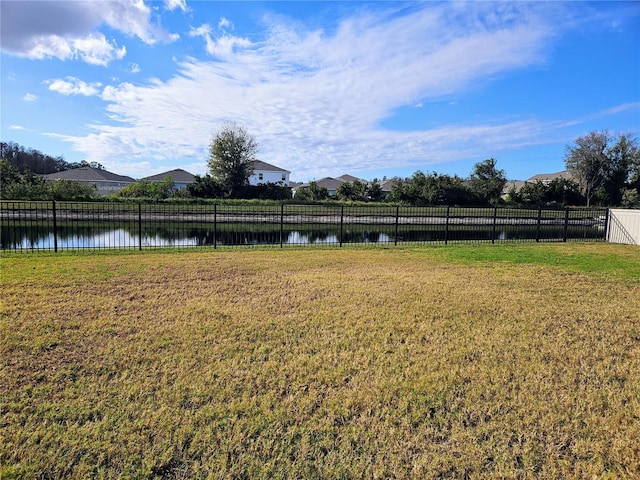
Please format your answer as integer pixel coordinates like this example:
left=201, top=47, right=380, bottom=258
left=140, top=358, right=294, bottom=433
left=249, top=160, right=290, bottom=186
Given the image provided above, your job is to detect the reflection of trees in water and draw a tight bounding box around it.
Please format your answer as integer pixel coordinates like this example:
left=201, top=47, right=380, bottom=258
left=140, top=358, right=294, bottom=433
left=1, top=222, right=604, bottom=250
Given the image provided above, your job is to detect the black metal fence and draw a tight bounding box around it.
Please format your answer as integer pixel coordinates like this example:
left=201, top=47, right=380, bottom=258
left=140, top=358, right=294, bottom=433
left=0, top=201, right=608, bottom=252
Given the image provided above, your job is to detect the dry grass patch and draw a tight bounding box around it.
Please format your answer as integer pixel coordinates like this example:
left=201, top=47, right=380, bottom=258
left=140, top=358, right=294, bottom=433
left=1, top=244, right=639, bottom=479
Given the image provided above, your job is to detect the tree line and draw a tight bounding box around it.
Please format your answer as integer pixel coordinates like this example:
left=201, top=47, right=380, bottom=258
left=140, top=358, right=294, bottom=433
left=2, top=128, right=638, bottom=206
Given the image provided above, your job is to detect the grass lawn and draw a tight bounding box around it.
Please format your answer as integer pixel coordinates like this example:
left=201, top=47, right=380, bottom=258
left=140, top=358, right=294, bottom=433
left=1, top=243, right=639, bottom=479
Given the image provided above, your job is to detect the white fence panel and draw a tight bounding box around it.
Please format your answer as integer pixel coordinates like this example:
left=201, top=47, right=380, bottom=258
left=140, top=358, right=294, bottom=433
left=607, top=209, right=640, bottom=245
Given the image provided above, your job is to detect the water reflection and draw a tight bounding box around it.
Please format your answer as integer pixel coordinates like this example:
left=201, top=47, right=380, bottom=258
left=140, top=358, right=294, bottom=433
left=1, top=223, right=602, bottom=251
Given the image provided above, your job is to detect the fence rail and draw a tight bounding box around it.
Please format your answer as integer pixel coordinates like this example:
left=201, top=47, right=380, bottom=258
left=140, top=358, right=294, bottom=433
left=0, top=201, right=608, bottom=252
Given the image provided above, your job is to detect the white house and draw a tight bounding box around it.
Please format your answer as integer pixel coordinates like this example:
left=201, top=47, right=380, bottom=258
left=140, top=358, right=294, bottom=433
left=249, top=160, right=290, bottom=186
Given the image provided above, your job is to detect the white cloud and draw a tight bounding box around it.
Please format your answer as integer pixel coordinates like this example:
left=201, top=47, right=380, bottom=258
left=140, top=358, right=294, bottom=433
left=0, top=0, right=177, bottom=65
left=130, top=63, right=141, bottom=74
left=47, top=77, right=103, bottom=96
left=189, top=23, right=252, bottom=58
left=10, top=125, right=26, bottom=130
left=73, top=34, right=127, bottom=66
left=218, top=17, right=232, bottom=30
left=23, top=93, right=37, bottom=102
left=50, top=3, right=603, bottom=179
left=165, top=0, right=187, bottom=12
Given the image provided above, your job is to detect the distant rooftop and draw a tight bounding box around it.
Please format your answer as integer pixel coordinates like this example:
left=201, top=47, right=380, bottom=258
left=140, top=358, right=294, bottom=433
left=526, top=171, right=573, bottom=183
left=42, top=166, right=135, bottom=183
left=337, top=174, right=365, bottom=183
left=299, top=177, right=346, bottom=190
left=252, top=160, right=290, bottom=173
left=143, top=169, right=196, bottom=183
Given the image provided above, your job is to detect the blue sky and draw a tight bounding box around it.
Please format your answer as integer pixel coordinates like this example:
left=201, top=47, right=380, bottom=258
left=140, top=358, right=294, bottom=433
left=1, top=1, right=639, bottom=182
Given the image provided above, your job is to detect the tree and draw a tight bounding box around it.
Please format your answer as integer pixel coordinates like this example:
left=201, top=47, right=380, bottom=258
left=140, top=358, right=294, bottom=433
left=564, top=131, right=638, bottom=207
left=1, top=141, right=68, bottom=174
left=186, top=175, right=225, bottom=199
left=336, top=180, right=366, bottom=201
left=294, top=181, right=329, bottom=202
left=69, top=160, right=105, bottom=170
left=365, top=181, right=384, bottom=202
left=388, top=171, right=472, bottom=206
left=115, top=177, right=175, bottom=200
left=467, top=158, right=507, bottom=205
left=508, top=178, right=583, bottom=208
left=607, top=134, right=640, bottom=204
left=208, top=124, right=258, bottom=198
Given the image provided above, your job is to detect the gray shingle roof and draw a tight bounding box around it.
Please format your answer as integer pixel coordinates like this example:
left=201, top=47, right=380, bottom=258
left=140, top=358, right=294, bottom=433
left=42, top=167, right=135, bottom=183
left=252, top=160, right=290, bottom=173
left=143, top=169, right=196, bottom=183
left=337, top=174, right=365, bottom=183
left=526, top=171, right=573, bottom=182
left=299, top=177, right=345, bottom=190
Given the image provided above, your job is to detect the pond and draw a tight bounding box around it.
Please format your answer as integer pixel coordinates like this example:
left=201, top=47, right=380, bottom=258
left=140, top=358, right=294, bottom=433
left=1, top=222, right=604, bottom=251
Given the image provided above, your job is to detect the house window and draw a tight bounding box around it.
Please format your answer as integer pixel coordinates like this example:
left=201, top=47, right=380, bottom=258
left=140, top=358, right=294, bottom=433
left=258, top=173, right=263, bottom=181
left=281, top=174, right=286, bottom=181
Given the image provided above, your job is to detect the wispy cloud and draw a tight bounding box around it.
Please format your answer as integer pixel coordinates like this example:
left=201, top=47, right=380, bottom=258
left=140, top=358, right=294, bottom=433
left=23, top=93, right=37, bottom=102
left=47, top=77, right=103, bottom=96
left=189, top=20, right=252, bottom=58
left=46, top=2, right=623, bottom=179
left=165, top=0, right=187, bottom=13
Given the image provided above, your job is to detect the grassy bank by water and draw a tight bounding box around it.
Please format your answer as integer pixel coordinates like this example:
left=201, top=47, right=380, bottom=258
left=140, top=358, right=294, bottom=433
left=1, top=244, right=639, bottom=479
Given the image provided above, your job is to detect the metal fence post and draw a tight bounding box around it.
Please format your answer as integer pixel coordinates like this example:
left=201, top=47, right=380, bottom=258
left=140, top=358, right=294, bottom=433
left=603, top=208, right=609, bottom=242
left=280, top=203, right=284, bottom=248
left=214, top=203, right=217, bottom=249
left=536, top=208, right=542, bottom=243
left=138, top=203, right=142, bottom=250
left=339, top=205, right=344, bottom=247
left=563, top=208, right=569, bottom=242
left=444, top=206, right=450, bottom=245
left=52, top=200, right=58, bottom=253
left=492, top=206, right=497, bottom=244
left=395, top=205, right=399, bottom=246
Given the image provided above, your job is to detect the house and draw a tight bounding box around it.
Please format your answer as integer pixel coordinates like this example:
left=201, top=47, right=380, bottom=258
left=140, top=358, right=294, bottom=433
left=526, top=171, right=574, bottom=185
left=502, top=171, right=575, bottom=197
left=502, top=180, right=527, bottom=197
left=41, top=167, right=135, bottom=196
left=297, top=177, right=346, bottom=197
left=337, top=174, right=366, bottom=184
left=143, top=169, right=196, bottom=190
left=380, top=178, right=402, bottom=197
left=249, top=160, right=290, bottom=186
left=295, top=175, right=377, bottom=197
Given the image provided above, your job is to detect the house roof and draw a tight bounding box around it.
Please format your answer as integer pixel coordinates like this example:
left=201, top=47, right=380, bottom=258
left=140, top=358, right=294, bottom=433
left=143, top=169, right=196, bottom=183
left=379, top=179, right=402, bottom=192
left=503, top=180, right=527, bottom=194
left=337, top=174, right=365, bottom=183
left=252, top=160, right=290, bottom=173
left=299, top=177, right=346, bottom=191
left=526, top=171, right=573, bottom=183
left=42, top=166, right=135, bottom=183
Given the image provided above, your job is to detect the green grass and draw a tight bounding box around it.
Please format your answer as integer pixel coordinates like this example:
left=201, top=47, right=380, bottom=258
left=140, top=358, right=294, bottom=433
left=423, top=243, right=640, bottom=280
left=1, top=244, right=639, bottom=479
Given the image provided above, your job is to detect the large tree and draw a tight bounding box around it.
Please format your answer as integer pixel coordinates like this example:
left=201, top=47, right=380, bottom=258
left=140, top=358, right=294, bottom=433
left=564, top=131, right=638, bottom=206
left=467, top=158, right=507, bottom=205
left=388, top=171, right=471, bottom=206
left=208, top=124, right=258, bottom=198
